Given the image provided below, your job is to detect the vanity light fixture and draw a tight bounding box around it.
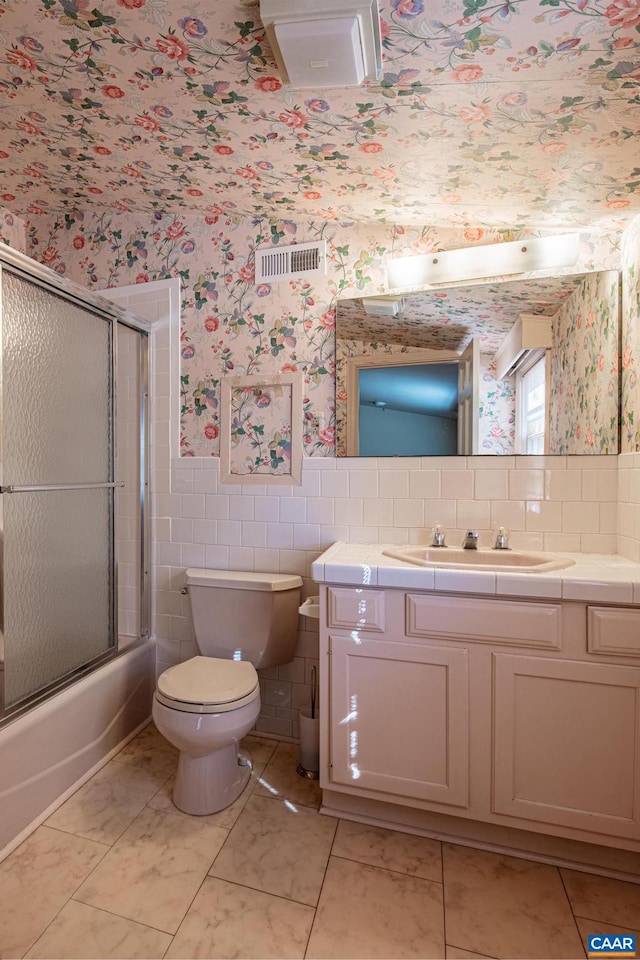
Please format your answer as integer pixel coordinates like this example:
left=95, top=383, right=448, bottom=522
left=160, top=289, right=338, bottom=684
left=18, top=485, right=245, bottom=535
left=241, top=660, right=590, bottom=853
left=385, top=234, right=581, bottom=293
left=259, top=0, right=382, bottom=88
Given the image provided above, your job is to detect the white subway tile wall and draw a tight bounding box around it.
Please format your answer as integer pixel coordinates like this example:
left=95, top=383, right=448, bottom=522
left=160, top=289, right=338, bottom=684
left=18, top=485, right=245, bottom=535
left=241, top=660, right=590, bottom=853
left=150, top=450, right=628, bottom=738
left=618, top=452, right=640, bottom=562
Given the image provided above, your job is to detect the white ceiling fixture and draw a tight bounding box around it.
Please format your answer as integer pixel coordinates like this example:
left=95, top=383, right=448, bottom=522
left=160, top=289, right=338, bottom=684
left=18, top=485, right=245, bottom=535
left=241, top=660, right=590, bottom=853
left=361, top=297, right=404, bottom=317
left=385, top=234, right=581, bottom=293
left=494, top=314, right=554, bottom=380
left=260, top=0, right=382, bottom=88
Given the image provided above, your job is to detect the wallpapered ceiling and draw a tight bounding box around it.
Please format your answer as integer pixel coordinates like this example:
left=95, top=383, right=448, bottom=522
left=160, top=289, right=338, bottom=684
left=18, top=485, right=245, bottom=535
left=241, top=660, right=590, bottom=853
left=336, top=275, right=588, bottom=352
left=0, top=0, right=639, bottom=229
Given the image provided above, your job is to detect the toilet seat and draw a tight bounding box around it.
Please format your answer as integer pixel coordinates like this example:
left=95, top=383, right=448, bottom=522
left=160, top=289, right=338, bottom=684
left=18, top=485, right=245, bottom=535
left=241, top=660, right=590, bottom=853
left=155, top=656, right=259, bottom=715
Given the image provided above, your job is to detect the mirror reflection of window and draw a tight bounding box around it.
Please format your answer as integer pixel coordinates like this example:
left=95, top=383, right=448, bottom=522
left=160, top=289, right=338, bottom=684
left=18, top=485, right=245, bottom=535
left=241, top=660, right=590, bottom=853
left=515, top=354, right=547, bottom=455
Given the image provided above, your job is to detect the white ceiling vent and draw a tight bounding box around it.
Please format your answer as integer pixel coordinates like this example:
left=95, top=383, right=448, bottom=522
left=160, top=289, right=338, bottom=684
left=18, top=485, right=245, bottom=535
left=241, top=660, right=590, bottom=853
left=255, top=241, right=327, bottom=284
left=260, top=0, right=381, bottom=88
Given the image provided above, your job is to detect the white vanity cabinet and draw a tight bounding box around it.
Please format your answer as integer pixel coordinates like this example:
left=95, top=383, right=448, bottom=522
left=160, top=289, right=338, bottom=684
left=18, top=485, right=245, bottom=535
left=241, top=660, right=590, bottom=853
left=319, top=584, right=640, bottom=854
left=329, top=634, right=470, bottom=807
left=492, top=654, right=640, bottom=841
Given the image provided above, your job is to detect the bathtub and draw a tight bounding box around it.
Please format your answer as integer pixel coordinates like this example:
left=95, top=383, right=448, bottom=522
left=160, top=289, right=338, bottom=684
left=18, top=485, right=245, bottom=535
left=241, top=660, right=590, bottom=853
left=0, top=638, right=156, bottom=860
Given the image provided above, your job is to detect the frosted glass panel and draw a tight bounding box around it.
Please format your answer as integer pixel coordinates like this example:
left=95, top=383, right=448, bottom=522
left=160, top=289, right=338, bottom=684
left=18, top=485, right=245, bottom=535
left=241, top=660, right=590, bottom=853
left=3, top=488, right=113, bottom=707
left=2, top=270, right=111, bottom=484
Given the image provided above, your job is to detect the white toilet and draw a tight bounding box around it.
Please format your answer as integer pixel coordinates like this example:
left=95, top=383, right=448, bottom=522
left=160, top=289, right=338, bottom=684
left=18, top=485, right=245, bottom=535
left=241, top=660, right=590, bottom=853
left=153, top=568, right=302, bottom=815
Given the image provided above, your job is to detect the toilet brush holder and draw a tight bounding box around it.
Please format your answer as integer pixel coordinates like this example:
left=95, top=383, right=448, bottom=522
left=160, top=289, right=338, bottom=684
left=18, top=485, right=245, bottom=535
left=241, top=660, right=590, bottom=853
left=297, top=709, right=320, bottom=779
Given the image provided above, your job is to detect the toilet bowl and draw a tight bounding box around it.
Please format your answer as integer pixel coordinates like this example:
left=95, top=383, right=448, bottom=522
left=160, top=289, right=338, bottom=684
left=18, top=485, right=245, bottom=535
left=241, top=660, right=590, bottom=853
left=153, top=569, right=302, bottom=816
left=153, top=656, right=260, bottom=815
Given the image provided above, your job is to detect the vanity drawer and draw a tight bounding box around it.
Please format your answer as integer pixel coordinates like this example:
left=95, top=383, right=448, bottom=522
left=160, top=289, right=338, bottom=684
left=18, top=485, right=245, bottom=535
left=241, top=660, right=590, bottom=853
left=327, top=587, right=386, bottom=633
left=588, top=607, right=640, bottom=658
left=406, top=594, right=562, bottom=649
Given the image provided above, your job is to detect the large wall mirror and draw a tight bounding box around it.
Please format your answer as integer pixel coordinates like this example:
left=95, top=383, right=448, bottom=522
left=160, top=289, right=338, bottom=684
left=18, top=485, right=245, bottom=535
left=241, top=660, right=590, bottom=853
left=335, top=270, right=621, bottom=457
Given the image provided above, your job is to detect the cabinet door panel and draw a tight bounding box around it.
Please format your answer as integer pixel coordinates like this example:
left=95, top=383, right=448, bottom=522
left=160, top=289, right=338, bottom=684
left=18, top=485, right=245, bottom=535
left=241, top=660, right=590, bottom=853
left=493, top=654, right=640, bottom=839
left=330, top=636, right=469, bottom=807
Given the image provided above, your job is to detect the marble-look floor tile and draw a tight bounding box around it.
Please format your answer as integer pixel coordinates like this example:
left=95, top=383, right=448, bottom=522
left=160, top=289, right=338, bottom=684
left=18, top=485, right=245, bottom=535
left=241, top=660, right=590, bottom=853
left=242, top=734, right=278, bottom=767
left=332, top=819, right=442, bottom=882
left=147, top=758, right=266, bottom=830
left=443, top=844, right=585, bottom=959
left=562, top=869, right=640, bottom=930
left=113, top=722, right=178, bottom=779
left=46, top=760, right=170, bottom=844
left=166, top=876, right=314, bottom=959
left=0, top=825, right=107, bottom=960
left=24, top=900, right=172, bottom=959
left=253, top=741, right=321, bottom=809
left=74, top=807, right=228, bottom=934
left=209, top=794, right=336, bottom=906
left=306, top=855, right=445, bottom=959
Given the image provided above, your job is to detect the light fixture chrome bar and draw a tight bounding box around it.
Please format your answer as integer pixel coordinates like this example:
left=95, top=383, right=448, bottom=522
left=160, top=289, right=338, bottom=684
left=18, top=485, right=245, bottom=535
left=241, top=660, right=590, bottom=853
left=0, top=481, right=125, bottom=493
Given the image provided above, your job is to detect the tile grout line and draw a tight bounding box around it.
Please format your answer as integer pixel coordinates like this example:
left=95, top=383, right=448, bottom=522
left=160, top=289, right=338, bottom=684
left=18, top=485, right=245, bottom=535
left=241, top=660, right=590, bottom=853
left=19, top=826, right=113, bottom=960
left=441, top=840, right=449, bottom=957
left=328, top=851, right=445, bottom=886
left=302, top=813, right=340, bottom=959
left=558, top=867, right=588, bottom=960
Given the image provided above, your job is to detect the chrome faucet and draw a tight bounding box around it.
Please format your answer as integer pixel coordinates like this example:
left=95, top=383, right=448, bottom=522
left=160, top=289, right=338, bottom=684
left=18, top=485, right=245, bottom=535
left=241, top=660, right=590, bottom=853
left=493, top=526, right=510, bottom=550
left=462, top=530, right=479, bottom=550
left=430, top=523, right=447, bottom=548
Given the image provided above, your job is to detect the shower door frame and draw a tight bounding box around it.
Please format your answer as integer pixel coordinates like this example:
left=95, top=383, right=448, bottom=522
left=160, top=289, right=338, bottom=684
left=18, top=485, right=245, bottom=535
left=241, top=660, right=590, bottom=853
left=0, top=244, right=151, bottom=727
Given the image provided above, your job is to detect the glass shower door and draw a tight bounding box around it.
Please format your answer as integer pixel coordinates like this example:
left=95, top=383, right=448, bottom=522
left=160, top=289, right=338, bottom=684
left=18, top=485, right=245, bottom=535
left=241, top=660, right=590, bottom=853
left=0, top=267, right=116, bottom=713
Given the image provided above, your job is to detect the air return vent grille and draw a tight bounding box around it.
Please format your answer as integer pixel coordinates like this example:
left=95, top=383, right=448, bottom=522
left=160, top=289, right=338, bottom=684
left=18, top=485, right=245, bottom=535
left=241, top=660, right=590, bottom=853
left=255, top=241, right=326, bottom=283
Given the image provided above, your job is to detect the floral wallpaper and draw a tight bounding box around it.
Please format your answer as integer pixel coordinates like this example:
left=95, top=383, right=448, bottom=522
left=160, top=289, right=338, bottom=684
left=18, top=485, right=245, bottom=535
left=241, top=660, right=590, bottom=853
left=1, top=1, right=638, bottom=463
left=0, top=1, right=639, bottom=232
left=621, top=215, right=640, bottom=452
left=23, top=208, right=621, bottom=457
left=478, top=358, right=516, bottom=455
left=24, top=208, right=628, bottom=459
left=0, top=206, right=26, bottom=252
left=227, top=380, right=294, bottom=477
left=549, top=269, right=620, bottom=454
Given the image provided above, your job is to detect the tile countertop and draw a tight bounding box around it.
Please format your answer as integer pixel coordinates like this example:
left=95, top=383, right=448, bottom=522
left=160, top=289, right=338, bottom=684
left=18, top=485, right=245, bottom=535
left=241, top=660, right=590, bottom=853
left=311, top=541, right=640, bottom=605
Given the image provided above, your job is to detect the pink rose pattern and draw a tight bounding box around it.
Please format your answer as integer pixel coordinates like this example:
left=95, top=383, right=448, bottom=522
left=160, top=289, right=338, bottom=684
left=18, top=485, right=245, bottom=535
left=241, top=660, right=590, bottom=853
left=0, top=1, right=638, bottom=229
left=621, top=216, right=640, bottom=452
left=20, top=206, right=635, bottom=460
left=229, top=385, right=293, bottom=475
left=549, top=271, right=620, bottom=453
left=0, top=0, right=636, bottom=459
left=0, top=206, right=26, bottom=252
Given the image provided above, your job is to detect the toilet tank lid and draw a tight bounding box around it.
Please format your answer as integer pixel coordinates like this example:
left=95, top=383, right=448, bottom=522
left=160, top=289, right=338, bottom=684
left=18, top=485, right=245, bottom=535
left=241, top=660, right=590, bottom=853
left=185, top=568, right=303, bottom=591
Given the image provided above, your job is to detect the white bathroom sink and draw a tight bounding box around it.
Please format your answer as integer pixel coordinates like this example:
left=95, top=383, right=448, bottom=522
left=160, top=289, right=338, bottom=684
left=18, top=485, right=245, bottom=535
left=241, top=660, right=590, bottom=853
left=382, top=546, right=575, bottom=573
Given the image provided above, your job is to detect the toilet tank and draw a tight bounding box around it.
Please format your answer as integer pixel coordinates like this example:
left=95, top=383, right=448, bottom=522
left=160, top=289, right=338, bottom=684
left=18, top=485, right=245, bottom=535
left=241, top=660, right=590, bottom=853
left=184, top=569, right=303, bottom=669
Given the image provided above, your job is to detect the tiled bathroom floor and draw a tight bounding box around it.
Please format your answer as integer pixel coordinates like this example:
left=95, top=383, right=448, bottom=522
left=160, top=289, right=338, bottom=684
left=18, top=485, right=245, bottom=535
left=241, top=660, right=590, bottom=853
left=1, top=725, right=639, bottom=960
